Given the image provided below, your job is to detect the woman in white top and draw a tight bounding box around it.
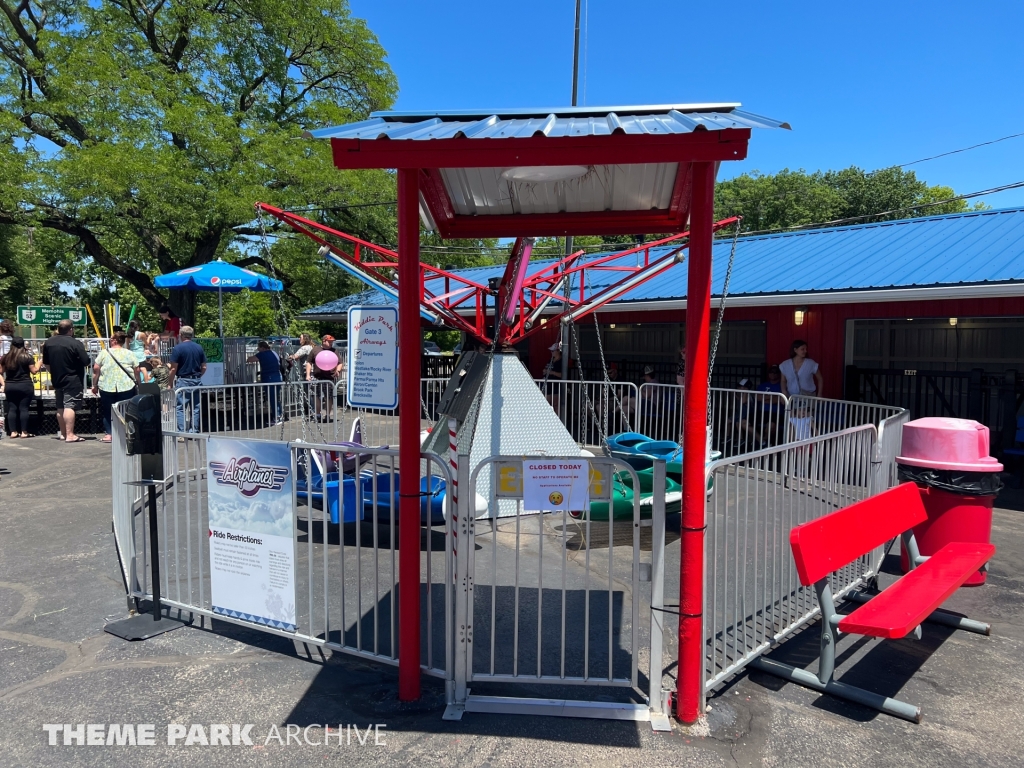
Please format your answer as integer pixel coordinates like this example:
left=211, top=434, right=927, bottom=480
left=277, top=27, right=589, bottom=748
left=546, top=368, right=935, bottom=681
left=0, top=318, right=14, bottom=356
left=779, top=339, right=823, bottom=397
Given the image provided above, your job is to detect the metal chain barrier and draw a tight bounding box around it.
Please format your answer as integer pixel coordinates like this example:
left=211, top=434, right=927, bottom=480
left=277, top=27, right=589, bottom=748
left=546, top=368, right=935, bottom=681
left=707, top=218, right=742, bottom=422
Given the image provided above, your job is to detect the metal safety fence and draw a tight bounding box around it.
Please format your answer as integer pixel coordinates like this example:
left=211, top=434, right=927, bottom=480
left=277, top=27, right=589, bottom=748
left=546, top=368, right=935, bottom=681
left=156, top=378, right=449, bottom=449
left=634, top=384, right=790, bottom=459
left=162, top=381, right=339, bottom=443
left=784, top=395, right=905, bottom=443
left=111, top=375, right=914, bottom=724
left=448, top=454, right=670, bottom=725
left=701, top=420, right=904, bottom=698
left=110, top=402, right=454, bottom=682
left=533, top=379, right=640, bottom=448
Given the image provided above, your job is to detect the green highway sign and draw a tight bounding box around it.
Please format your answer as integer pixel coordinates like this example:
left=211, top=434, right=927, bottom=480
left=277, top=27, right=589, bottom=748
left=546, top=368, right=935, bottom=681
left=16, top=305, right=87, bottom=326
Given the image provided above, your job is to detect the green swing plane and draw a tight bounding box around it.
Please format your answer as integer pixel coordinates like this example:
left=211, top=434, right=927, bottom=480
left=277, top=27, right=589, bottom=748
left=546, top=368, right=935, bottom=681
left=576, top=461, right=715, bottom=522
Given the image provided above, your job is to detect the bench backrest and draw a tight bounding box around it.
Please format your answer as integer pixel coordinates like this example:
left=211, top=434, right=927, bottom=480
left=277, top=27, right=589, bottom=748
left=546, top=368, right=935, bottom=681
left=789, top=483, right=927, bottom=586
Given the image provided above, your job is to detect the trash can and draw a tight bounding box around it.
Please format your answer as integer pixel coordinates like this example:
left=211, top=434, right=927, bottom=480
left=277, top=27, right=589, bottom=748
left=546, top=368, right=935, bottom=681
left=897, top=417, right=1003, bottom=585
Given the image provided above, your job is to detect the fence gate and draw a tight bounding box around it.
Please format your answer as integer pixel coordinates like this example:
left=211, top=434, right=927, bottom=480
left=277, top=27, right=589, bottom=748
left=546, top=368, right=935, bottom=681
left=445, top=455, right=670, bottom=728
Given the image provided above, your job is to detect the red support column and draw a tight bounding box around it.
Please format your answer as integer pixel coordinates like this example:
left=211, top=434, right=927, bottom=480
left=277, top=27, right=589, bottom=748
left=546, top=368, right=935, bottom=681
left=397, top=168, right=422, bottom=701
left=677, top=161, right=715, bottom=723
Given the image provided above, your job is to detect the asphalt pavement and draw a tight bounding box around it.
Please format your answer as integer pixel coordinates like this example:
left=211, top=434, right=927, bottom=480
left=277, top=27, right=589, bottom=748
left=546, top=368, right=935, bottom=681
left=1, top=435, right=1022, bottom=767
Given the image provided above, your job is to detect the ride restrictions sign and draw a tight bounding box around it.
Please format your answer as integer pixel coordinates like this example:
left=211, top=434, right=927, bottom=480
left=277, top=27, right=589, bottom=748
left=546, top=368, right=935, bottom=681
left=207, top=438, right=296, bottom=632
left=347, top=305, right=399, bottom=409
left=16, top=305, right=87, bottom=326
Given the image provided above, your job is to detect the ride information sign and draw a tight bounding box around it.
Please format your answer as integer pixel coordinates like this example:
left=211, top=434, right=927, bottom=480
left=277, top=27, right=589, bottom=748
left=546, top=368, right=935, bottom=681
left=16, top=305, right=87, bottom=326
left=523, top=459, right=591, bottom=513
left=207, top=438, right=296, bottom=632
left=347, top=305, right=398, bottom=409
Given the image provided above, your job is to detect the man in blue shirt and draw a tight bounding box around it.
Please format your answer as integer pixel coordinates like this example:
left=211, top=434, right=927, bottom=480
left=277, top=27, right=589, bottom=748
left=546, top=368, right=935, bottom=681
left=168, top=326, right=207, bottom=434
left=247, top=340, right=283, bottom=424
left=757, top=365, right=783, bottom=394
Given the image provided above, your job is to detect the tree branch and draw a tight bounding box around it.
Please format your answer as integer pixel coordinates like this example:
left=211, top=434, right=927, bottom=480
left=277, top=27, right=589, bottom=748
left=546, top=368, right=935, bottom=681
left=0, top=206, right=167, bottom=308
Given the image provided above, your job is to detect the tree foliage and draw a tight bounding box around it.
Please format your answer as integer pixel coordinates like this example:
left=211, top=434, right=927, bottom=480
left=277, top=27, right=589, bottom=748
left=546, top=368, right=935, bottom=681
left=715, top=166, right=979, bottom=233
left=0, top=0, right=397, bottom=324
left=0, top=224, right=62, bottom=319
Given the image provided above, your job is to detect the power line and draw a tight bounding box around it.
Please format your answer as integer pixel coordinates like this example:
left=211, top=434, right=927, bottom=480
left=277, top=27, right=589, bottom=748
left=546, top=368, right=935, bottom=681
left=897, top=131, right=1024, bottom=168
left=257, top=177, right=1024, bottom=256
left=733, top=179, right=1024, bottom=237
left=279, top=201, right=397, bottom=213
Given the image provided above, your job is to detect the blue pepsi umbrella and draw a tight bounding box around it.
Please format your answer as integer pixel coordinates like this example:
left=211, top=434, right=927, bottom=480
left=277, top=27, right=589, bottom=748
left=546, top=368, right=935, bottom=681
left=155, top=259, right=283, bottom=336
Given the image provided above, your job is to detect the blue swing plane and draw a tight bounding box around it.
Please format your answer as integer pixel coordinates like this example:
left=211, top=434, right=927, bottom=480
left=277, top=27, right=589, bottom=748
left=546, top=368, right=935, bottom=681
left=295, top=438, right=483, bottom=526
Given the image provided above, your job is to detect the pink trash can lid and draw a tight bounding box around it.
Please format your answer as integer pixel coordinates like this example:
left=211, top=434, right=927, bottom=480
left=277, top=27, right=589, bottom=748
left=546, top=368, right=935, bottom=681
left=897, top=417, right=1003, bottom=472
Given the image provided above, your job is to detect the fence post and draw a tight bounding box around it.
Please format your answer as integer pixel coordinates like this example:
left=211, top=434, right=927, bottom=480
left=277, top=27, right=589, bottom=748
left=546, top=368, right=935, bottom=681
left=443, top=451, right=472, bottom=721
left=968, top=368, right=984, bottom=422
left=869, top=425, right=885, bottom=498
left=648, top=460, right=670, bottom=730
left=1000, top=370, right=1018, bottom=454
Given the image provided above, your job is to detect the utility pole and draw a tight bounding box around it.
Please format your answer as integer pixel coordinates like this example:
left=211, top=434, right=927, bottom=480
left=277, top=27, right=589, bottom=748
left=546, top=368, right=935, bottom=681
left=561, top=0, right=582, bottom=381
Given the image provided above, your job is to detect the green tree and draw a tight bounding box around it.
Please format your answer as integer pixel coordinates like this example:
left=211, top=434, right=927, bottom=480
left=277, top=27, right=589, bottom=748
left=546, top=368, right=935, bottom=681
left=0, top=225, right=60, bottom=321
left=715, top=166, right=977, bottom=233
left=0, top=0, right=397, bottom=324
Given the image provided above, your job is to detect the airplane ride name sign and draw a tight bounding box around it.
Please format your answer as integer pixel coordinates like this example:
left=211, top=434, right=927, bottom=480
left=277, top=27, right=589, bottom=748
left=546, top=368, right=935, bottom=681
left=347, top=306, right=399, bottom=409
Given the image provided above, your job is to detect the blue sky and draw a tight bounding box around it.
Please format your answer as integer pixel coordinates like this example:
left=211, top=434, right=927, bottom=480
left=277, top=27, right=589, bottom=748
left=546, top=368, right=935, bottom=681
left=350, top=0, right=1024, bottom=208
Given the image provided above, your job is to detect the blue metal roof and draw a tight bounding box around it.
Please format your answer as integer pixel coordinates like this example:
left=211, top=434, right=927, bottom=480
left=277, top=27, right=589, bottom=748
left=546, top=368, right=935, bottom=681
left=306, top=104, right=790, bottom=141
left=301, top=207, right=1024, bottom=318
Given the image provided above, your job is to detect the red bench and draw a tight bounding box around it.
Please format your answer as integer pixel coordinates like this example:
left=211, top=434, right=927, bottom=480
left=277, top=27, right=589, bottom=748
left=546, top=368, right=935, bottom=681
left=750, top=482, right=994, bottom=722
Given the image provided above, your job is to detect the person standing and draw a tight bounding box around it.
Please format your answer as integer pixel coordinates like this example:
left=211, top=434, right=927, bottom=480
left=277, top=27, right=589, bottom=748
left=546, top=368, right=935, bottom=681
left=139, top=357, right=171, bottom=390
left=289, top=333, right=314, bottom=369
left=1, top=336, right=42, bottom=438
left=168, top=325, right=206, bottom=434
left=248, top=340, right=284, bottom=425
left=158, top=305, right=181, bottom=339
left=675, top=345, right=686, bottom=387
left=92, top=331, right=139, bottom=443
left=41, top=319, right=91, bottom=443
left=779, top=340, right=823, bottom=397
left=127, top=319, right=148, bottom=364
left=0, top=319, right=14, bottom=357
left=305, top=335, right=342, bottom=421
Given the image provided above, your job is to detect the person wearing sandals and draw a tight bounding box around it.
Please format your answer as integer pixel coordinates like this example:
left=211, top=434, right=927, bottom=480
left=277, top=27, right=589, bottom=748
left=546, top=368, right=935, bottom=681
left=1, top=336, right=42, bottom=438
left=41, top=319, right=91, bottom=443
left=92, top=331, right=139, bottom=443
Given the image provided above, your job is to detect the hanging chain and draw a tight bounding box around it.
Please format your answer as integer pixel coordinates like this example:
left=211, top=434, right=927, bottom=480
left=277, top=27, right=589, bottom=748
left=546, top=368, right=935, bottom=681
left=706, top=218, right=742, bottom=421
left=589, top=271, right=632, bottom=433
left=256, top=205, right=327, bottom=444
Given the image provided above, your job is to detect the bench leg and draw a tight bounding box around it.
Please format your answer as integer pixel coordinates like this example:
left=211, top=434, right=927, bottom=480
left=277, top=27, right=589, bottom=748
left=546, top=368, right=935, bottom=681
left=924, top=608, right=991, bottom=636
left=749, top=657, right=923, bottom=723
left=846, top=591, right=991, bottom=636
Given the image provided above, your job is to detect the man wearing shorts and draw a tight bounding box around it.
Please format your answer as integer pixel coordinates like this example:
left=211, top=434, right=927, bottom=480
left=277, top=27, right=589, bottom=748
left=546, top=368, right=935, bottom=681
left=41, top=319, right=91, bottom=443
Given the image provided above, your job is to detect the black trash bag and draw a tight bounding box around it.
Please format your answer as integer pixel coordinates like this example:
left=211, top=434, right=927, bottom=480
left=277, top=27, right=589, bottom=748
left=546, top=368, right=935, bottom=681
left=124, top=393, right=163, bottom=456
left=897, top=463, right=1003, bottom=497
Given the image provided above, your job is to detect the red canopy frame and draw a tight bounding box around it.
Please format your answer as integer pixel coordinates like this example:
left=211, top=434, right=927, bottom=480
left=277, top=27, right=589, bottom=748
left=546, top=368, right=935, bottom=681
left=330, top=130, right=750, bottom=238
left=256, top=202, right=738, bottom=348
left=302, top=114, right=761, bottom=723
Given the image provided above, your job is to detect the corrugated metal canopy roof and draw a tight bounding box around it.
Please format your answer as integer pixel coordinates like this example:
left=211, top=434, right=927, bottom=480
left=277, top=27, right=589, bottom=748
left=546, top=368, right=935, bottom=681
left=301, top=207, right=1024, bottom=319
left=307, top=104, right=789, bottom=141
left=307, top=103, right=788, bottom=239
